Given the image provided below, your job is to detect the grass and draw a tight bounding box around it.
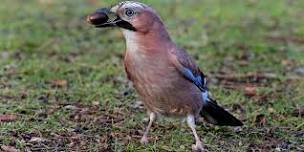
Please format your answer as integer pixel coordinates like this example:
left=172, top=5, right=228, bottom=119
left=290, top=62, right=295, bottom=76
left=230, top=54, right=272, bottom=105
left=0, top=0, right=304, bottom=151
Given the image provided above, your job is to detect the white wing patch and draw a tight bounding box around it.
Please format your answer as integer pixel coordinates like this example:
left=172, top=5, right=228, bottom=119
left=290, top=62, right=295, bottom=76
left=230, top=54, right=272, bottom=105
left=201, top=91, right=210, bottom=104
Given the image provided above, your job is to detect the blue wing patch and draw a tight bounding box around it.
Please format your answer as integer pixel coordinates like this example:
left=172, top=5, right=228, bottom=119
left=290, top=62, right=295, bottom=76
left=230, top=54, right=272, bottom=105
left=180, top=67, right=207, bottom=92
left=179, top=67, right=211, bottom=104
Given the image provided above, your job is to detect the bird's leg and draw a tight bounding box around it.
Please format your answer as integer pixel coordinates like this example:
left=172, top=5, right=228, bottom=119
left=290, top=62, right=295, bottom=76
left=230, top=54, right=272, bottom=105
left=187, top=115, right=205, bottom=152
left=140, top=112, right=156, bottom=145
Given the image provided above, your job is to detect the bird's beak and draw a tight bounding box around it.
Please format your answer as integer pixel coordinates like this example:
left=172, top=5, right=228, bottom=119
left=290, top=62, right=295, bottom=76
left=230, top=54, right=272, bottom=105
left=87, top=7, right=136, bottom=31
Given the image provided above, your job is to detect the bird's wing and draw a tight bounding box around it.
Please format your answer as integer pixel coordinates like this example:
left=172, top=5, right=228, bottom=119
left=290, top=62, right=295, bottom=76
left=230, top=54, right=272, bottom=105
left=169, top=48, right=208, bottom=93
left=169, top=48, right=243, bottom=126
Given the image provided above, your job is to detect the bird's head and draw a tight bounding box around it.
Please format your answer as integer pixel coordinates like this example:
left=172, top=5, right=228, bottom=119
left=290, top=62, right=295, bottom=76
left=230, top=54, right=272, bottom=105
left=87, top=1, right=163, bottom=33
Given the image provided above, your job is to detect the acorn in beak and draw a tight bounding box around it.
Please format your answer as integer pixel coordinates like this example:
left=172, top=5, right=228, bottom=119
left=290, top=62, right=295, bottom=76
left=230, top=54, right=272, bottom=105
left=87, top=7, right=136, bottom=31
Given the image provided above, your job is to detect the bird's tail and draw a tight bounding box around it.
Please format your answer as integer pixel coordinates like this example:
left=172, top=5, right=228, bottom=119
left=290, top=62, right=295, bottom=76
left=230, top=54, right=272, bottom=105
left=200, top=98, right=243, bottom=126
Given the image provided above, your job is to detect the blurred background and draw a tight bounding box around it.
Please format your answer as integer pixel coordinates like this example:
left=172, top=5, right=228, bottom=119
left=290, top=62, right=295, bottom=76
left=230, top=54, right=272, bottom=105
left=0, top=0, right=303, bottom=151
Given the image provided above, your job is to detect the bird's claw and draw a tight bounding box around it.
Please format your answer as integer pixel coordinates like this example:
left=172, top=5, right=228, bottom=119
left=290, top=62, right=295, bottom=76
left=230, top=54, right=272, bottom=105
left=192, top=143, right=207, bottom=152
left=142, top=117, right=149, bottom=122
left=140, top=136, right=149, bottom=145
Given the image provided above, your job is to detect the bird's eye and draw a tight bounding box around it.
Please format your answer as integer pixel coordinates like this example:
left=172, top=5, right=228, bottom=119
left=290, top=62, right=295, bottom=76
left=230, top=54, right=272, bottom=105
left=125, top=9, right=135, bottom=17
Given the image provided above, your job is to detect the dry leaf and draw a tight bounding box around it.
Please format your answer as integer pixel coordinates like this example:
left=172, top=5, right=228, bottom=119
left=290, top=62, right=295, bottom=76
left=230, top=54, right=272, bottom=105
left=64, top=105, right=79, bottom=110
left=244, top=84, right=257, bottom=97
left=281, top=59, right=295, bottom=66
left=0, top=114, right=17, bottom=122
left=1, top=145, right=21, bottom=152
left=29, top=137, right=48, bottom=143
left=49, top=79, right=68, bottom=88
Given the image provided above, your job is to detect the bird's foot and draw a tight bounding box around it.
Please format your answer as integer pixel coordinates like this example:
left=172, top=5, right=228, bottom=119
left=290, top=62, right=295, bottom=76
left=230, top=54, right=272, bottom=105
left=140, top=136, right=149, bottom=145
left=142, top=117, right=149, bottom=122
left=192, top=142, right=207, bottom=152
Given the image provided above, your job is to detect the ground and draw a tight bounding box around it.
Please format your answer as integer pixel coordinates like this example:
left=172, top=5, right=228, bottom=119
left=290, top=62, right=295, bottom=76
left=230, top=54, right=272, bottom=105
left=0, top=0, right=303, bottom=151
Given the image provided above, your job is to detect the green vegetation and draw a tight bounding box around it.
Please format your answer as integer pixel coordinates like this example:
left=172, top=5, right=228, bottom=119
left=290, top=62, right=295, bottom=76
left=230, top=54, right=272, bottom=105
left=0, top=0, right=303, bottom=151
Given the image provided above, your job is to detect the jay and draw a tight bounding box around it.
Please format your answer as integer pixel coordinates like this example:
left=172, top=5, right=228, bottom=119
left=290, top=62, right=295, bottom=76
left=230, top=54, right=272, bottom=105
left=87, top=1, right=243, bottom=151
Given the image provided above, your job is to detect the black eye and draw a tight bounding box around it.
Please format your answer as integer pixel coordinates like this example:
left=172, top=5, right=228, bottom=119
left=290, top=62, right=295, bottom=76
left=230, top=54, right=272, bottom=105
left=125, top=9, right=135, bottom=17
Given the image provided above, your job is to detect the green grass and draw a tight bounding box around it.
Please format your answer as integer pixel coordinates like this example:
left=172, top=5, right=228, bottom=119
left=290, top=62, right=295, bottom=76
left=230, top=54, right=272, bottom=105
left=1, top=0, right=304, bottom=151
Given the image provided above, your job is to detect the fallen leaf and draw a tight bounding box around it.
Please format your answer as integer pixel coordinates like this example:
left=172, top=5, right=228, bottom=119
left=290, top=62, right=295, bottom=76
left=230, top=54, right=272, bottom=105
left=64, top=105, right=79, bottom=110
left=281, top=59, right=295, bottom=66
left=1, top=145, right=20, bottom=152
left=29, top=137, right=48, bottom=143
left=0, top=114, right=17, bottom=122
left=244, top=84, right=257, bottom=97
left=49, top=79, right=68, bottom=88
left=92, top=101, right=100, bottom=106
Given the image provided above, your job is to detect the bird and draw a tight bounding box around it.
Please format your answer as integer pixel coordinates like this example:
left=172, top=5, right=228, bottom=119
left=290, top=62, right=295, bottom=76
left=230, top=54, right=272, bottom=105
left=87, top=1, right=243, bottom=151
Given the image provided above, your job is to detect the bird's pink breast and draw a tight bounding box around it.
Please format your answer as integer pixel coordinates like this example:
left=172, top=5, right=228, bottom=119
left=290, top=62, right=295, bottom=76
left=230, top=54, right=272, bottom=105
left=124, top=46, right=202, bottom=116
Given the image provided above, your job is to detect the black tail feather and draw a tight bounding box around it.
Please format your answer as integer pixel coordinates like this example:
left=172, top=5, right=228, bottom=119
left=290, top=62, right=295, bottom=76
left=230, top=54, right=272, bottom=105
left=200, top=98, right=243, bottom=126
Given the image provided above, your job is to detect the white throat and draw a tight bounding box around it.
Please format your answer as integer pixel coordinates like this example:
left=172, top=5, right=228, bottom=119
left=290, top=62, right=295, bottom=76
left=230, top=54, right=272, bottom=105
left=122, top=29, right=139, bottom=53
